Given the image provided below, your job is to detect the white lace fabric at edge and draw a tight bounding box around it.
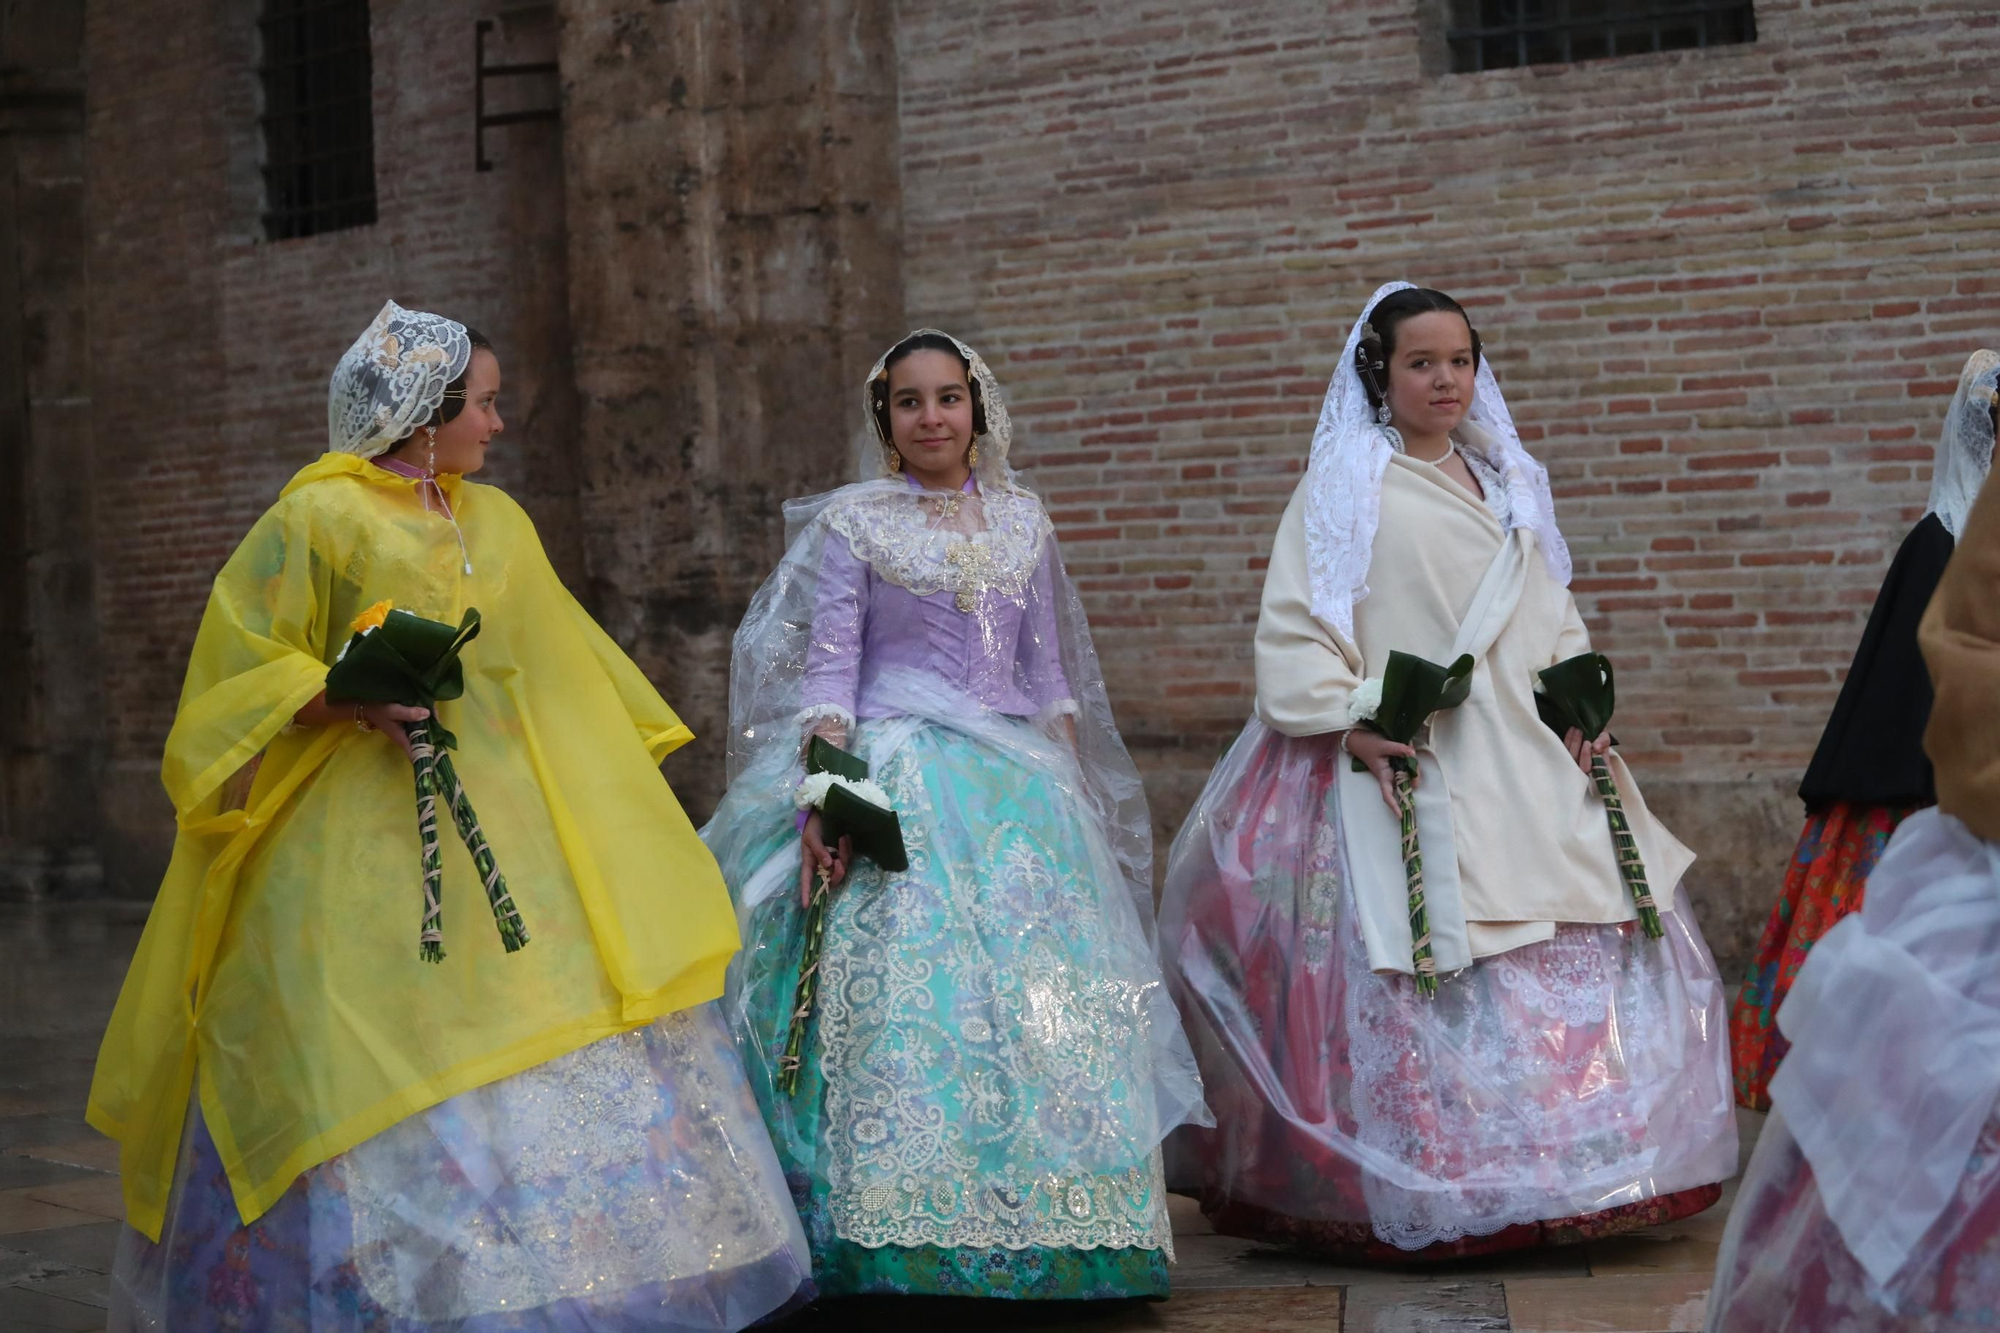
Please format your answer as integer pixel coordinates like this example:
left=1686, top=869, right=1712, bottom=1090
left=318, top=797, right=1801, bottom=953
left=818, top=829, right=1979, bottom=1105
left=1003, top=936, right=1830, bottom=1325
left=327, top=300, right=472, bottom=459
left=823, top=486, right=1049, bottom=604
left=1343, top=889, right=1698, bottom=1250
left=1304, top=281, right=1571, bottom=641
left=1928, top=349, right=2000, bottom=540
left=341, top=1009, right=799, bottom=1320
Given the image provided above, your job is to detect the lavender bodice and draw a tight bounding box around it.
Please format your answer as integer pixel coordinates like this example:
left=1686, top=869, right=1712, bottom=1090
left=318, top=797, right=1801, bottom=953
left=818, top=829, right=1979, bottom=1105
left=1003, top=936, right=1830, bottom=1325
left=798, top=488, right=1076, bottom=726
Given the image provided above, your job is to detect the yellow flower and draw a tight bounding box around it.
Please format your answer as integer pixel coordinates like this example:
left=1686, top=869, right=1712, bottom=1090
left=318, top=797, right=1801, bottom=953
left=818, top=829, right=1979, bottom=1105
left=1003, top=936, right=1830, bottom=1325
left=352, top=600, right=394, bottom=634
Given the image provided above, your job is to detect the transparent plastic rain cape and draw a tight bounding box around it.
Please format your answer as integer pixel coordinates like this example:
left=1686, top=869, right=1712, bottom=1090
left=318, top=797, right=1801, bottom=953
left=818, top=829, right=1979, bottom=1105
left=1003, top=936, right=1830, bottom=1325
left=705, top=330, right=1206, bottom=1257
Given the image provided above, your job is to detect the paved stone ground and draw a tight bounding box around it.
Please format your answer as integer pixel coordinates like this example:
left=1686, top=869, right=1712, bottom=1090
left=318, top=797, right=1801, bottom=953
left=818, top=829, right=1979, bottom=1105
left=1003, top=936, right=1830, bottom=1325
left=0, top=903, right=1756, bottom=1332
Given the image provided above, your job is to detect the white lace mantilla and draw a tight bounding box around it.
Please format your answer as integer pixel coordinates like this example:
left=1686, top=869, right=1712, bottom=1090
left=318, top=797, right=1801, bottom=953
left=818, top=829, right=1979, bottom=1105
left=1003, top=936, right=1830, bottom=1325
left=1303, top=281, right=1570, bottom=641
left=824, top=487, right=1050, bottom=607
left=815, top=740, right=1175, bottom=1255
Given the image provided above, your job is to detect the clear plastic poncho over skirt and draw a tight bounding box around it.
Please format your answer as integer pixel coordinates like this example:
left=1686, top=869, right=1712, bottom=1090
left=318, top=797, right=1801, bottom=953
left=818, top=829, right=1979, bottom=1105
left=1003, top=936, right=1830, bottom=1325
left=703, top=479, right=1207, bottom=1299
left=94, top=455, right=810, bottom=1329
left=1158, top=718, right=1738, bottom=1257
left=1708, top=811, right=2000, bottom=1331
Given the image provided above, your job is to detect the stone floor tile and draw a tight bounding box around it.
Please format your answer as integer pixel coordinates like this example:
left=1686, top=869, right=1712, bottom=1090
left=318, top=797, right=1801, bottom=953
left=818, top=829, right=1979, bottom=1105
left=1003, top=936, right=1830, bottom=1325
left=21, top=1178, right=123, bottom=1222
left=0, top=1117, right=96, bottom=1154
left=0, top=1190, right=102, bottom=1237
left=1144, top=1287, right=1346, bottom=1330
left=4, top=1221, right=122, bottom=1273
left=1505, top=1271, right=1711, bottom=1332
left=1584, top=1232, right=1721, bottom=1277
left=19, top=1270, right=111, bottom=1310
left=7, top=1139, right=121, bottom=1175
left=0, top=1157, right=99, bottom=1192
left=0, top=1284, right=106, bottom=1331
left=1169, top=1231, right=1392, bottom=1290
left=1165, top=1192, right=1213, bottom=1236
left=0, top=1093, right=63, bottom=1117
left=1342, top=1279, right=1507, bottom=1331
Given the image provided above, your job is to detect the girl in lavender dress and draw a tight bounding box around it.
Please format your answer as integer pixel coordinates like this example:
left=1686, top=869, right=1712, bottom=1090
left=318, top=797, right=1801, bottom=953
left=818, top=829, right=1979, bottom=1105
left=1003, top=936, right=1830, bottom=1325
left=705, top=330, right=1206, bottom=1301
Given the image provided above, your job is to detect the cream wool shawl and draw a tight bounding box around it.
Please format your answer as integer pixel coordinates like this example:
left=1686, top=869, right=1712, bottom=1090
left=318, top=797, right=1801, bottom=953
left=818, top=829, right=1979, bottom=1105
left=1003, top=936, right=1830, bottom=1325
left=1255, top=434, right=1694, bottom=976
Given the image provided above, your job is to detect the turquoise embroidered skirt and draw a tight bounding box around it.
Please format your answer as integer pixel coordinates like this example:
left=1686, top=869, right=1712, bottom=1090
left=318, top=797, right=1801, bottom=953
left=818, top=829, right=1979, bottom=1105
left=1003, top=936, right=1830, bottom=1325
left=707, top=713, right=1188, bottom=1299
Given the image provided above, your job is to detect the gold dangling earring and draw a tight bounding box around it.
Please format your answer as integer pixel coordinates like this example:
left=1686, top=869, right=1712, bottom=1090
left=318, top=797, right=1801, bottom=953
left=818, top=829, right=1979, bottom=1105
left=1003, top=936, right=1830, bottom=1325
left=967, top=440, right=980, bottom=468
left=887, top=447, right=902, bottom=473
left=425, top=425, right=438, bottom=474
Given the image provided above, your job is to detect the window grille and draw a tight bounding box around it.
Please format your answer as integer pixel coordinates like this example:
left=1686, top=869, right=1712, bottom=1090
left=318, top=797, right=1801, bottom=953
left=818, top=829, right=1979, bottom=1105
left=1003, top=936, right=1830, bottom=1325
left=259, top=0, right=377, bottom=240
left=1446, top=0, right=1756, bottom=74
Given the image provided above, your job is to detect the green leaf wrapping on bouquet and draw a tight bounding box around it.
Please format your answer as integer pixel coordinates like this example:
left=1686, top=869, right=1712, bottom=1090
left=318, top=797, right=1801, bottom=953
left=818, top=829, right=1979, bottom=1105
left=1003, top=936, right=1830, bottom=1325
left=819, top=783, right=910, bottom=874
left=1375, top=650, right=1476, bottom=745
left=804, top=736, right=908, bottom=873
left=1350, top=650, right=1476, bottom=772
left=324, top=606, right=524, bottom=958
left=778, top=736, right=911, bottom=1096
left=806, top=734, right=869, bottom=782
left=1534, top=651, right=1615, bottom=741
left=325, top=608, right=482, bottom=749
left=1534, top=652, right=1661, bottom=940
left=1349, top=650, right=1474, bottom=999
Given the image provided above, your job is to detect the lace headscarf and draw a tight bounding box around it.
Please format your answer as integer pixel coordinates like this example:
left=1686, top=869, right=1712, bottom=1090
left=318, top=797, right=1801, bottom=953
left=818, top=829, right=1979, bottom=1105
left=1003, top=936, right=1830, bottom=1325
left=1928, top=349, right=2000, bottom=540
left=327, top=300, right=472, bottom=458
left=1303, top=281, right=1571, bottom=640
left=859, top=329, right=1017, bottom=490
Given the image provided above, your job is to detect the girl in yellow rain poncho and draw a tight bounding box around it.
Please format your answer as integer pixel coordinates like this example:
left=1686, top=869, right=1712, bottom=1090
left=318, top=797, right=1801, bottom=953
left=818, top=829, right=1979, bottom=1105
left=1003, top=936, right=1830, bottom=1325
left=88, top=300, right=810, bottom=1331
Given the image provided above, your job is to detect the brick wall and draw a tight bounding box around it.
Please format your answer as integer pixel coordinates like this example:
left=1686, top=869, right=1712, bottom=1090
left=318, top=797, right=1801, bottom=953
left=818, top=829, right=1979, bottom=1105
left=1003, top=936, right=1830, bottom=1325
left=83, top=0, right=578, bottom=881
left=893, top=0, right=2000, bottom=969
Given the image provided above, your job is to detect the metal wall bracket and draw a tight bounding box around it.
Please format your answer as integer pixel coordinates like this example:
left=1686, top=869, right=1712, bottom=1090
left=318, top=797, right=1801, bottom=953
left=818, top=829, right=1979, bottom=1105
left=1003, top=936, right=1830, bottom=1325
left=475, top=17, right=559, bottom=172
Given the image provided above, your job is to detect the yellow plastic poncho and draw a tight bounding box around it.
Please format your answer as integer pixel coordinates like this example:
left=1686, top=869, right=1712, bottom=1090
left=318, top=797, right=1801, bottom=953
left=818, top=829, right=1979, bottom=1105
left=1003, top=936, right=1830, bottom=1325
left=87, top=453, right=740, bottom=1240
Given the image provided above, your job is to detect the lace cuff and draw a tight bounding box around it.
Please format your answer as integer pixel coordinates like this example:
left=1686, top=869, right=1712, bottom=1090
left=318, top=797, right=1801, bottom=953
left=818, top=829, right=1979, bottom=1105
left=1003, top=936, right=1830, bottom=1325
left=796, top=702, right=855, bottom=738
left=1032, top=698, right=1081, bottom=729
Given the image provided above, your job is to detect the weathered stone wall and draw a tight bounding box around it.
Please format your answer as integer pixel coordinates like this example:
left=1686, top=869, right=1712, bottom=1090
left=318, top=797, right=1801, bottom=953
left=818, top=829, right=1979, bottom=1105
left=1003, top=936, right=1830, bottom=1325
left=0, top=1, right=100, bottom=895
left=556, top=0, right=904, bottom=817
left=893, top=0, right=2000, bottom=975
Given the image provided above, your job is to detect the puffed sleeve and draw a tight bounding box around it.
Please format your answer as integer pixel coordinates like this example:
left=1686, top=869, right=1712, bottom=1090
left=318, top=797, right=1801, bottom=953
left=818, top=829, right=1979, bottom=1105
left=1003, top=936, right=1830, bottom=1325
left=798, top=528, right=869, bottom=737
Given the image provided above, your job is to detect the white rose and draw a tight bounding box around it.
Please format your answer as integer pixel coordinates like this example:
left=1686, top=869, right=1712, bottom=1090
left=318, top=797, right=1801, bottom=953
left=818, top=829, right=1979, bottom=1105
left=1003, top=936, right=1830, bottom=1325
left=841, top=776, right=894, bottom=810
left=794, top=772, right=836, bottom=810
left=794, top=772, right=895, bottom=812
left=1346, top=677, right=1384, bottom=727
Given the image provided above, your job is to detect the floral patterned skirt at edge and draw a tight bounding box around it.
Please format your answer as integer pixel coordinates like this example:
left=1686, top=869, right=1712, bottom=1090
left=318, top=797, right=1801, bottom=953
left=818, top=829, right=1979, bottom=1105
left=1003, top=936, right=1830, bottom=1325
left=1160, top=721, right=1738, bottom=1263
left=108, top=1008, right=814, bottom=1333
left=1728, top=800, right=1922, bottom=1111
left=714, top=716, right=1201, bottom=1300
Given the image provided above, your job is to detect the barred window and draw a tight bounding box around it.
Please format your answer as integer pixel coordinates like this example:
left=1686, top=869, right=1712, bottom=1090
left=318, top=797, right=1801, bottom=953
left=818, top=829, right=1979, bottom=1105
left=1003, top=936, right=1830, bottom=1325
left=259, top=0, right=377, bottom=240
left=1447, top=0, right=1756, bottom=74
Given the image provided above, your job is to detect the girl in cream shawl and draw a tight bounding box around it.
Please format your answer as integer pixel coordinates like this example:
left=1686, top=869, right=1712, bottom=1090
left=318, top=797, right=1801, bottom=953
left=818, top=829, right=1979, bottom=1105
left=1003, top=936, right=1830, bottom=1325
left=1158, top=283, right=1737, bottom=1261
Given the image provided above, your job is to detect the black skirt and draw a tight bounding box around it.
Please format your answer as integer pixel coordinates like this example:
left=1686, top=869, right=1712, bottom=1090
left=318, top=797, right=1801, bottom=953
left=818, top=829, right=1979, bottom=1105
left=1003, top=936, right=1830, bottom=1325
left=1797, top=513, right=1954, bottom=810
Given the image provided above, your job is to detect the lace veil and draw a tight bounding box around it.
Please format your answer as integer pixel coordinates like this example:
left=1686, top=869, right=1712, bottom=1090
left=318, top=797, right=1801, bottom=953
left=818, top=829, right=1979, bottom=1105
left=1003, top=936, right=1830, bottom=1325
left=1929, top=349, right=2000, bottom=540
left=1304, top=282, right=1571, bottom=640
left=327, top=300, right=472, bottom=458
